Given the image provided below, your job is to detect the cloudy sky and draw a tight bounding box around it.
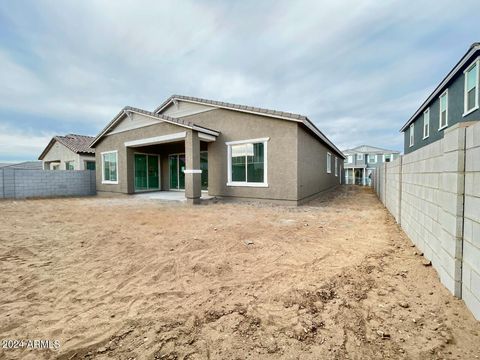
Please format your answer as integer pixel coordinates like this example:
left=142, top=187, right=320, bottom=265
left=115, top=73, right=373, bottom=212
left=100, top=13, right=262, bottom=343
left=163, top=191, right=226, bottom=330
left=0, top=0, right=479, bottom=162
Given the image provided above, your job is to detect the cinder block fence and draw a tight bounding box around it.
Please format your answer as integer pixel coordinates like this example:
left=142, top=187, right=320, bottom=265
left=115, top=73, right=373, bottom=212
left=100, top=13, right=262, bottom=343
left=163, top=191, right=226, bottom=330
left=373, top=121, right=480, bottom=320
left=0, top=169, right=96, bottom=199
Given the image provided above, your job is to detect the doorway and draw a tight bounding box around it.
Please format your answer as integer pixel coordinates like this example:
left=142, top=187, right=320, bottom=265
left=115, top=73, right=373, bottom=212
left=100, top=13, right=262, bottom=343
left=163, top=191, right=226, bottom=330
left=134, top=154, right=160, bottom=191
left=169, top=152, right=208, bottom=190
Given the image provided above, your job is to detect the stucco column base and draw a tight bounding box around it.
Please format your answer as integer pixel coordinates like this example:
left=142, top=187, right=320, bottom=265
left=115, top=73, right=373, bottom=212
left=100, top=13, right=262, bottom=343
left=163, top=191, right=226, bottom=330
left=186, top=197, right=201, bottom=205
left=185, top=130, right=201, bottom=204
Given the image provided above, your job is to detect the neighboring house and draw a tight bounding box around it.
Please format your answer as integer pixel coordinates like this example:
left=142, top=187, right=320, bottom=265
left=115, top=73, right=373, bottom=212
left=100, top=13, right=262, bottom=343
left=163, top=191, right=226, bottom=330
left=401, top=42, right=480, bottom=153
left=90, top=95, right=345, bottom=205
left=343, top=145, right=400, bottom=186
left=0, top=161, right=43, bottom=170
left=38, top=134, right=96, bottom=170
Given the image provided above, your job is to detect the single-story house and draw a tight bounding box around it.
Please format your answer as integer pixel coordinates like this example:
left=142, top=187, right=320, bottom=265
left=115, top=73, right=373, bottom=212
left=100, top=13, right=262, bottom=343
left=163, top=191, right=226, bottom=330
left=90, top=95, right=345, bottom=205
left=39, top=134, right=96, bottom=170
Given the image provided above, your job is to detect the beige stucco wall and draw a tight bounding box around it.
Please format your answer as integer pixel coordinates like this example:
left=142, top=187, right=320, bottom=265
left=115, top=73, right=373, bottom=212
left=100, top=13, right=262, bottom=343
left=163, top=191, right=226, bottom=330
left=95, top=120, right=187, bottom=194
left=181, top=108, right=299, bottom=202
left=297, top=125, right=342, bottom=201
left=41, top=140, right=95, bottom=170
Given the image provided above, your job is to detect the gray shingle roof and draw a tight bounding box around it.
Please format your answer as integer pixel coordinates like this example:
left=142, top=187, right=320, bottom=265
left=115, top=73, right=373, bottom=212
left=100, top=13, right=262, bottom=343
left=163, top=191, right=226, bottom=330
left=90, top=106, right=220, bottom=147
left=56, top=134, right=95, bottom=154
left=154, top=95, right=308, bottom=121
left=38, top=134, right=95, bottom=160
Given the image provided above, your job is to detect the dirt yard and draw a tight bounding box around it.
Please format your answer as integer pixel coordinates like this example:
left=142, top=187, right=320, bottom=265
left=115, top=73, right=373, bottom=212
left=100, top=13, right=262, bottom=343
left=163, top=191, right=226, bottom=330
left=0, top=186, right=478, bottom=360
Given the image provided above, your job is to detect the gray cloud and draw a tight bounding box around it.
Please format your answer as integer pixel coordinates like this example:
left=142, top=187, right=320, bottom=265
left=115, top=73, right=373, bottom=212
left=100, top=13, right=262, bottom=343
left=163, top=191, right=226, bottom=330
left=0, top=0, right=479, bottom=160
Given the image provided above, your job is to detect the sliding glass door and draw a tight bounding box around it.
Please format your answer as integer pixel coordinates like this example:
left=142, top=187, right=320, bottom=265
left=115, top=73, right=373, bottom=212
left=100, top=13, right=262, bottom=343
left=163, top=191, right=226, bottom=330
left=169, top=152, right=207, bottom=190
left=134, top=154, right=159, bottom=191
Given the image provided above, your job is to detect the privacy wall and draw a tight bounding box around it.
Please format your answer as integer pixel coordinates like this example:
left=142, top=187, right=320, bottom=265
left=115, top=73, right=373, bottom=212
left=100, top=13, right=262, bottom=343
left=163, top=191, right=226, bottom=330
left=0, top=169, right=96, bottom=199
left=373, top=122, right=480, bottom=320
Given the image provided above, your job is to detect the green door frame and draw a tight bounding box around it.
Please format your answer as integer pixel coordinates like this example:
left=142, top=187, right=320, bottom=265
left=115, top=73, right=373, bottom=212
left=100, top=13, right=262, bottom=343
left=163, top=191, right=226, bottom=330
left=134, top=153, right=160, bottom=192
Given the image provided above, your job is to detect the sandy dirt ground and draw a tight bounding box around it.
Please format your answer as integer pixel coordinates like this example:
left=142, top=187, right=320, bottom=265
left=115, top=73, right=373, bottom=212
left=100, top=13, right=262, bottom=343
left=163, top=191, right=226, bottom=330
left=0, top=186, right=479, bottom=360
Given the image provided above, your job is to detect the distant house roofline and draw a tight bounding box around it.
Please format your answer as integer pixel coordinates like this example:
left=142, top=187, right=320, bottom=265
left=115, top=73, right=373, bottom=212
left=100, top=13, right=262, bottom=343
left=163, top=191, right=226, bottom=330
left=400, top=42, right=480, bottom=132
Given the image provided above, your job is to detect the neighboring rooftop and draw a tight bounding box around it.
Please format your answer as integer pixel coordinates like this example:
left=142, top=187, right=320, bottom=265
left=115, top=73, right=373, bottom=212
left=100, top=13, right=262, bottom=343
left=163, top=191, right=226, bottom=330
left=0, top=161, right=43, bottom=170
left=343, top=145, right=400, bottom=154
left=39, top=134, right=95, bottom=160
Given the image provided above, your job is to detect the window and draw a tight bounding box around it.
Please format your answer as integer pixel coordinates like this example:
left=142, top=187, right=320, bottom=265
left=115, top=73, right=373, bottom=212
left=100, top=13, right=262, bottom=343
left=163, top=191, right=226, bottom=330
left=384, top=154, right=392, bottom=163
left=409, top=123, right=414, bottom=147
left=85, top=161, right=96, bottom=170
left=102, top=151, right=118, bottom=184
left=348, top=155, right=353, bottom=163
left=335, top=157, right=338, bottom=176
left=226, top=138, right=268, bottom=187
left=327, top=152, right=332, bottom=173
left=357, top=153, right=363, bottom=161
left=464, top=59, right=479, bottom=115
left=368, top=154, right=376, bottom=163
left=65, top=161, right=74, bottom=170
left=439, top=90, right=448, bottom=130
left=423, top=108, right=430, bottom=139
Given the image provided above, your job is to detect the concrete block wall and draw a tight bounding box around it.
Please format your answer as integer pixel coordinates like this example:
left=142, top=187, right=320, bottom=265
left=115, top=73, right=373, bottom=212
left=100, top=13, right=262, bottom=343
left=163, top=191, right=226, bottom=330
left=0, top=169, right=96, bottom=199
left=401, top=126, right=465, bottom=297
left=374, top=122, right=479, bottom=320
left=463, top=121, right=480, bottom=319
left=385, top=157, right=402, bottom=223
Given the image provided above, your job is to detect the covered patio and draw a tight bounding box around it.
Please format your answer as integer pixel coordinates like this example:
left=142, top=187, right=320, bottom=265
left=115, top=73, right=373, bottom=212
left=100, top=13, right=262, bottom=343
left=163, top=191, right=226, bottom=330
left=124, top=127, right=217, bottom=204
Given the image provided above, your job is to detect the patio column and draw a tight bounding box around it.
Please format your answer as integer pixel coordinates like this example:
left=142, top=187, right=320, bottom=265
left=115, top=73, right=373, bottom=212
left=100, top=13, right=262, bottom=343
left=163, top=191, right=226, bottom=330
left=184, top=129, right=202, bottom=204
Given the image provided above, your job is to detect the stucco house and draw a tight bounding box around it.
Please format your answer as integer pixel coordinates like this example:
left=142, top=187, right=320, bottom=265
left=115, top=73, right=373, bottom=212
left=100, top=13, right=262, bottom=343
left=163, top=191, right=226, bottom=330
left=90, top=95, right=344, bottom=205
left=39, top=134, right=96, bottom=170
left=343, top=145, right=400, bottom=186
left=401, top=42, right=480, bottom=153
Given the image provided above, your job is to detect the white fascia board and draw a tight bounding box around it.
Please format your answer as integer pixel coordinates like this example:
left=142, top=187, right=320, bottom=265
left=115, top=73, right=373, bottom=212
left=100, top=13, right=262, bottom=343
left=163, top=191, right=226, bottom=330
left=124, top=132, right=187, bottom=147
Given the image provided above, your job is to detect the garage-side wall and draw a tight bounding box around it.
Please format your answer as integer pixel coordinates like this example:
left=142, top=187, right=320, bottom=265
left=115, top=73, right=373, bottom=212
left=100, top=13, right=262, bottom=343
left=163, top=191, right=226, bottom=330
left=94, top=119, right=188, bottom=194
left=181, top=109, right=299, bottom=202
left=297, top=126, right=342, bottom=201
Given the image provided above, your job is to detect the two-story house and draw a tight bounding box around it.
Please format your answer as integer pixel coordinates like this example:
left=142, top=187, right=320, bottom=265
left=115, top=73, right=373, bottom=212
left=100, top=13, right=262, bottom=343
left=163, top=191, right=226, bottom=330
left=343, top=145, right=400, bottom=186
left=401, top=42, right=480, bottom=153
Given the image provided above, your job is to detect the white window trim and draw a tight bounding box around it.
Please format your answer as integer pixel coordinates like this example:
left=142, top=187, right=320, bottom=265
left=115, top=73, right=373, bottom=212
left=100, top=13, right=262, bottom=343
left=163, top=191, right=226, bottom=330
left=334, top=157, right=338, bottom=176
left=327, top=152, right=332, bottom=173
left=463, top=57, right=480, bottom=117
left=101, top=150, right=119, bottom=184
left=348, top=155, right=353, bottom=163
left=226, top=137, right=269, bottom=187
left=368, top=154, right=377, bottom=163
left=356, top=153, right=363, bottom=160
left=65, top=160, right=75, bottom=170
left=423, top=108, right=430, bottom=139
left=439, top=89, right=449, bottom=130
left=409, top=123, right=414, bottom=147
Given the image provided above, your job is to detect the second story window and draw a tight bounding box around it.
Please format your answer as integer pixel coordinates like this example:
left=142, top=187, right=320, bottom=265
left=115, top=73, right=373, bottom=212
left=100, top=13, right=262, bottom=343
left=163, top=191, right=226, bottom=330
left=409, top=123, right=414, bottom=147
left=368, top=154, right=376, bottom=163
left=423, top=108, right=430, bottom=139
left=356, top=154, right=363, bottom=161
left=465, top=60, right=479, bottom=114
left=439, top=90, right=448, bottom=130
left=348, top=155, right=353, bottom=163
